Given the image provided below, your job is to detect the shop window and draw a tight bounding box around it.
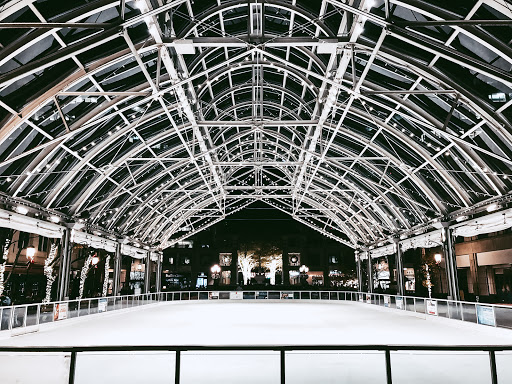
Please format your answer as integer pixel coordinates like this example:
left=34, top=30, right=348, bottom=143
left=219, top=253, right=232, bottom=266
left=221, top=270, right=231, bottom=285
left=181, top=257, right=191, bottom=265
left=18, top=231, right=29, bottom=249
left=289, top=253, right=300, bottom=266
left=38, top=236, right=49, bottom=252
left=196, top=273, right=207, bottom=288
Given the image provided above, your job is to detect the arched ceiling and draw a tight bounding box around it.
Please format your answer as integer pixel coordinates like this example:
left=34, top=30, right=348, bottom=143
left=0, top=0, right=511, bottom=250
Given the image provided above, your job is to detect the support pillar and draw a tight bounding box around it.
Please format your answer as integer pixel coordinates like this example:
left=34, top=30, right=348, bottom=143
left=112, top=242, right=122, bottom=296
left=155, top=252, right=162, bottom=292
left=468, top=253, right=479, bottom=296
left=356, top=251, right=363, bottom=291
left=394, top=239, right=405, bottom=296
left=232, top=248, right=239, bottom=286
left=442, top=224, right=460, bottom=301
left=144, top=252, right=151, bottom=293
left=366, top=251, right=374, bottom=293
left=57, top=228, right=72, bottom=301
left=282, top=248, right=289, bottom=287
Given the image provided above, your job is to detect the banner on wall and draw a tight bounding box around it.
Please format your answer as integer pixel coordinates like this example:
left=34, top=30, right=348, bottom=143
left=281, top=292, right=293, bottom=299
left=384, top=295, right=390, bottom=307
left=477, top=305, right=496, bottom=326
left=98, top=298, right=107, bottom=313
left=230, top=291, right=243, bottom=300
left=54, top=303, right=68, bottom=321
left=426, top=300, right=438, bottom=316
left=366, top=294, right=371, bottom=304
left=209, top=292, right=219, bottom=300
left=256, top=291, right=268, bottom=299
left=396, top=296, right=404, bottom=310
left=358, top=294, right=363, bottom=302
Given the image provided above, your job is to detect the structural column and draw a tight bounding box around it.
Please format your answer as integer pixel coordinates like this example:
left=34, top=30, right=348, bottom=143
left=442, top=223, right=460, bottom=301
left=57, top=227, right=72, bottom=301
left=394, top=239, right=405, bottom=296
left=232, top=248, right=239, bottom=286
left=282, top=248, right=289, bottom=287
left=112, top=242, right=122, bottom=296
left=144, top=251, right=151, bottom=293
left=366, top=250, right=374, bottom=293
left=468, top=253, right=479, bottom=296
left=155, top=253, right=162, bottom=292
left=356, top=251, right=363, bottom=291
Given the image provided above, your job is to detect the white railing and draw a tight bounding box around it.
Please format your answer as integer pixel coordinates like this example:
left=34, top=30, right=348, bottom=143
left=1, top=290, right=511, bottom=333
left=0, top=292, right=161, bottom=332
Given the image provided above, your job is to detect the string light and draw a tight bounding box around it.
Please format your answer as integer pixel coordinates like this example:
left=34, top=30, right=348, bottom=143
left=42, top=243, right=58, bottom=304
left=102, top=255, right=111, bottom=297
left=78, top=254, right=93, bottom=300
left=0, top=239, right=10, bottom=296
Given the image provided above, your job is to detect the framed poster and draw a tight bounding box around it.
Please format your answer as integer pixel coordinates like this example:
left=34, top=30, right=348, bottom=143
left=396, top=296, right=404, bottom=310
left=477, top=305, right=496, bottom=326
left=98, top=298, right=107, bottom=313
left=209, top=292, right=219, bottom=300
left=54, top=303, right=68, bottom=321
left=426, top=300, right=438, bottom=316
left=256, top=291, right=268, bottom=299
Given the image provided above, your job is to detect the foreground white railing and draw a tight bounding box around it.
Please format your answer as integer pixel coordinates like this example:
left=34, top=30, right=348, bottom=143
left=1, top=290, right=511, bottom=333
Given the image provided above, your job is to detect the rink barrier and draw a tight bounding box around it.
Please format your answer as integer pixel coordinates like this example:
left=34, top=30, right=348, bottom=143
left=0, top=292, right=160, bottom=334
left=1, top=290, right=512, bottom=333
left=0, top=344, right=509, bottom=384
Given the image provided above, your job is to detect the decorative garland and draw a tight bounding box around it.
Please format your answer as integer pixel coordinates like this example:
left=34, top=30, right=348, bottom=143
left=0, top=239, right=10, bottom=296
left=102, top=255, right=111, bottom=297
left=42, top=243, right=58, bottom=304
left=78, top=254, right=93, bottom=300
left=238, top=253, right=257, bottom=285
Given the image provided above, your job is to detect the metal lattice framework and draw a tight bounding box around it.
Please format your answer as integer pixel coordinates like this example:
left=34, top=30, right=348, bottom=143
left=0, top=0, right=511, bottom=250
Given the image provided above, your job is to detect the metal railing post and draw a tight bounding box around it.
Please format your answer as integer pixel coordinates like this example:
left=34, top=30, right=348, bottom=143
left=175, top=350, right=181, bottom=384
left=68, top=350, right=77, bottom=384
left=385, top=349, right=393, bottom=384
left=489, top=350, right=498, bottom=384
left=8, top=307, right=14, bottom=330
left=280, top=349, right=286, bottom=384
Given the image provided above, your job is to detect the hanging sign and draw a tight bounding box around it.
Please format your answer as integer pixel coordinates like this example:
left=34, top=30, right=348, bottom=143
left=426, top=300, right=438, bottom=316
left=396, top=296, right=404, bottom=310
left=384, top=295, right=390, bottom=307
left=230, top=291, right=243, bottom=300
left=476, top=305, right=496, bottom=326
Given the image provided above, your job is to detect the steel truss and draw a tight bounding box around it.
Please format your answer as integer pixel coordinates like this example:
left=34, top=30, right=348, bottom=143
left=0, top=0, right=511, bottom=250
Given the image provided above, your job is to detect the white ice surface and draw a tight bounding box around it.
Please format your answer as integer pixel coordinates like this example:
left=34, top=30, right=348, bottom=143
left=1, top=301, right=512, bottom=384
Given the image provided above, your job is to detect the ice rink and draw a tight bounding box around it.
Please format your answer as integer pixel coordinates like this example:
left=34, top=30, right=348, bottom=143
left=1, top=300, right=512, bottom=383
